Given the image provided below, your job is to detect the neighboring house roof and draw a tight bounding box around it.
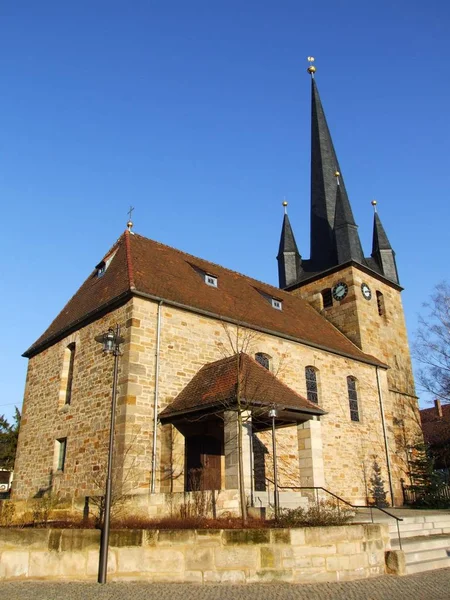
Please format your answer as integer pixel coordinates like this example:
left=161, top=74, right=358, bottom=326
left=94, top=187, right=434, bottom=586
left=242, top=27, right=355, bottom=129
left=159, top=353, right=324, bottom=421
left=420, top=402, right=450, bottom=449
left=24, top=230, right=386, bottom=368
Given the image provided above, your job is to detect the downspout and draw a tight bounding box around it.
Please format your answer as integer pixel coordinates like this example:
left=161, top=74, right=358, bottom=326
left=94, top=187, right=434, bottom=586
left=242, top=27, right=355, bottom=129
left=375, top=366, right=395, bottom=506
left=151, top=301, right=163, bottom=494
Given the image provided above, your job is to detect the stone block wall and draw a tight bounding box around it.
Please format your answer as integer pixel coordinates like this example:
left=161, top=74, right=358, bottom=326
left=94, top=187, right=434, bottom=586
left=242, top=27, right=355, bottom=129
left=0, top=524, right=391, bottom=583
left=13, top=301, right=135, bottom=500
left=15, top=290, right=420, bottom=507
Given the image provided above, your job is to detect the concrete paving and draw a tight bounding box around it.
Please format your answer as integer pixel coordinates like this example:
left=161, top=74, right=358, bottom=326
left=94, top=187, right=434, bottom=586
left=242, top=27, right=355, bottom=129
left=3, top=569, right=450, bottom=600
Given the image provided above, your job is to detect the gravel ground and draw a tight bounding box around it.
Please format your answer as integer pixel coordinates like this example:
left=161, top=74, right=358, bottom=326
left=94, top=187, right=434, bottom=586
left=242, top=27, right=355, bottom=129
left=2, top=569, right=450, bottom=600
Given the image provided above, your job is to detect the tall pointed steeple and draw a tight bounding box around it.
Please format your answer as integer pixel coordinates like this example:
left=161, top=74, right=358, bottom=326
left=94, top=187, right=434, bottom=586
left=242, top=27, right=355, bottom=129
left=333, top=173, right=364, bottom=264
left=371, top=203, right=399, bottom=284
left=277, top=202, right=302, bottom=288
left=309, top=63, right=363, bottom=270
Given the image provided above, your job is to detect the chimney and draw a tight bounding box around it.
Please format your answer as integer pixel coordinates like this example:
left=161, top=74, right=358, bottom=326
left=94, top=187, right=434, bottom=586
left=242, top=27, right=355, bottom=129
left=435, top=399, right=443, bottom=418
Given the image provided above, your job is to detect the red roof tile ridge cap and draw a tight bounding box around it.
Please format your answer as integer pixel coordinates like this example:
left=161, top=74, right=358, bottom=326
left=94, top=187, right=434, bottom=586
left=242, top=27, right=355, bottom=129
left=125, top=230, right=136, bottom=290
left=240, top=353, right=320, bottom=411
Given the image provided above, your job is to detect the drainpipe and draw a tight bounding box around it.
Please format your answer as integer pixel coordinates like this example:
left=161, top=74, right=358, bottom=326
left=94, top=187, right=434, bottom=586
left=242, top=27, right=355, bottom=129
left=375, top=366, right=395, bottom=506
left=151, top=301, right=163, bottom=494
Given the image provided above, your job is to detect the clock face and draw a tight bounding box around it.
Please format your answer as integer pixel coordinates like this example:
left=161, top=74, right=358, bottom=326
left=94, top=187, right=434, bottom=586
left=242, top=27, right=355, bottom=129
left=361, top=283, right=372, bottom=300
left=332, top=281, right=348, bottom=301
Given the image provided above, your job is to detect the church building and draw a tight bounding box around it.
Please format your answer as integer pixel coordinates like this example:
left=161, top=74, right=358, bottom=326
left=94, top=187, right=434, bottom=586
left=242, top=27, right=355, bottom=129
left=13, top=65, right=420, bottom=514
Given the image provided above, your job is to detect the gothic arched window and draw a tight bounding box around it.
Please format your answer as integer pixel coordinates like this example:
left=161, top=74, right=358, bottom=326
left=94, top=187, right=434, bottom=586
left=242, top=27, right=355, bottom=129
left=305, top=366, right=319, bottom=404
left=347, top=376, right=360, bottom=422
left=255, top=352, right=271, bottom=370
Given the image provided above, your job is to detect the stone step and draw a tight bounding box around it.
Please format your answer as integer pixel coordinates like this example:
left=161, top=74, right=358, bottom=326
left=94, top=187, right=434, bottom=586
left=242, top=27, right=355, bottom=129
left=405, top=547, right=450, bottom=564
left=391, top=534, right=450, bottom=553
left=405, top=556, right=450, bottom=574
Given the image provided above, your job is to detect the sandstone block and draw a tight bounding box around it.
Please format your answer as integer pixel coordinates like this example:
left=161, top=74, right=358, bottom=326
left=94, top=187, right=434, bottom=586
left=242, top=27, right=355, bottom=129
left=204, top=569, right=246, bottom=583
left=87, top=549, right=117, bottom=575
left=214, top=547, right=258, bottom=569
left=185, top=547, right=214, bottom=570
left=0, top=550, right=29, bottom=579
left=289, top=529, right=305, bottom=546
left=326, top=555, right=350, bottom=571
left=385, top=550, right=405, bottom=575
left=117, top=548, right=184, bottom=573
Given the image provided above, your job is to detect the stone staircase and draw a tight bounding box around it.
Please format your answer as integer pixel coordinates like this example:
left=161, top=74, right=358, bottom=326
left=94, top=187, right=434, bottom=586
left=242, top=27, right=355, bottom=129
left=253, top=490, right=450, bottom=574
left=252, top=490, right=308, bottom=512
left=356, top=508, right=450, bottom=574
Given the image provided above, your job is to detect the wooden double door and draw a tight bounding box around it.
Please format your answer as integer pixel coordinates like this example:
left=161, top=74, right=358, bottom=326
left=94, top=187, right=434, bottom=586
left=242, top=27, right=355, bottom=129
left=186, top=435, right=221, bottom=491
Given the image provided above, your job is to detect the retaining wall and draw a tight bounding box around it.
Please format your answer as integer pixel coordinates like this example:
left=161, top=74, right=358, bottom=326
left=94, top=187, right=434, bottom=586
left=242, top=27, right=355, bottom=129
left=0, top=524, right=390, bottom=583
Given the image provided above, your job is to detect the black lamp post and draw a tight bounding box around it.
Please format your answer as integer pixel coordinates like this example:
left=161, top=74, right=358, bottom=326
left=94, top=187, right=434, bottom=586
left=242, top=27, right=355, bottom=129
left=95, top=325, right=123, bottom=584
left=268, top=407, right=279, bottom=518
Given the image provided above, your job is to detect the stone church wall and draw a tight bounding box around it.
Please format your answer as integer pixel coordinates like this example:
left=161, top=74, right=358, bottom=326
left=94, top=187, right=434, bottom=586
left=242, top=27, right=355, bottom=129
left=14, top=292, right=418, bottom=506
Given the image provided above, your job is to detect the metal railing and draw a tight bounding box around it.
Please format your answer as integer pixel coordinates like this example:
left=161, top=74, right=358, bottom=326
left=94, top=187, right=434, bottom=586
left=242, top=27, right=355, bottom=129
left=264, top=478, right=403, bottom=550
left=402, top=481, right=450, bottom=506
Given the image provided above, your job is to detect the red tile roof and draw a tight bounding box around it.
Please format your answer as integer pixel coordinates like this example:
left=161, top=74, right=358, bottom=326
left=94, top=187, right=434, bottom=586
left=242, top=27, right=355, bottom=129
left=159, top=353, right=324, bottom=419
left=24, top=230, right=386, bottom=367
left=420, top=403, right=450, bottom=448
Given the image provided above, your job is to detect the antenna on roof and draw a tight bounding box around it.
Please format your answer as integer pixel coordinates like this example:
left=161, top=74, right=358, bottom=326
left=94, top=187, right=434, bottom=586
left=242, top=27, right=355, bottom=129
left=127, top=205, right=134, bottom=233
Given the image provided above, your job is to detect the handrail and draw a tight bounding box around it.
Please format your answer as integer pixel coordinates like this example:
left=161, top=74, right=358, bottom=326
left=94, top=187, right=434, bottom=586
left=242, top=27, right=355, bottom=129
left=264, top=478, right=403, bottom=550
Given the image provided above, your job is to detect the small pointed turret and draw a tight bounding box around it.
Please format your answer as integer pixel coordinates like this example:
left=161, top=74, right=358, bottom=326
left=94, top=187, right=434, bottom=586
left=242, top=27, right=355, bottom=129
left=333, top=172, right=364, bottom=264
left=371, top=204, right=399, bottom=284
left=277, top=201, right=302, bottom=288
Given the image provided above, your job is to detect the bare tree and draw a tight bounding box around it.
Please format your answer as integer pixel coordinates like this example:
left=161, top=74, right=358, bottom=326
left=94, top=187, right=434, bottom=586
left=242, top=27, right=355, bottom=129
left=415, top=282, right=450, bottom=404
left=216, top=322, right=261, bottom=523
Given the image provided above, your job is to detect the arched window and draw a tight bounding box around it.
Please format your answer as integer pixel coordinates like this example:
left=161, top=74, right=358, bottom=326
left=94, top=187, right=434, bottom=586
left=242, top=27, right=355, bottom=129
left=255, top=352, right=270, bottom=370
left=64, top=343, right=76, bottom=405
left=321, top=288, right=333, bottom=309
left=305, top=366, right=319, bottom=404
left=376, top=291, right=385, bottom=317
left=347, top=376, right=360, bottom=422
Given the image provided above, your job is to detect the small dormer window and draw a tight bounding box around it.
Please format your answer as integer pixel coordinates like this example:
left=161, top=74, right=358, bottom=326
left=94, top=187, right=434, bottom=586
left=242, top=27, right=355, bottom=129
left=205, top=274, right=218, bottom=287
left=95, top=250, right=117, bottom=279
left=271, top=298, right=282, bottom=310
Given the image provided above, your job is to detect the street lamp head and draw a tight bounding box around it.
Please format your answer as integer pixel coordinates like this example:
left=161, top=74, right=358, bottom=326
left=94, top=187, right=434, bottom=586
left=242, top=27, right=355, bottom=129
left=95, top=327, right=123, bottom=354
left=103, top=329, right=115, bottom=353
left=268, top=408, right=278, bottom=419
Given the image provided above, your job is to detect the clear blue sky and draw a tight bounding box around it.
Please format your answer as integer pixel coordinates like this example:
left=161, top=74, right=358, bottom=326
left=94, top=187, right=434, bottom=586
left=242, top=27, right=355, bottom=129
left=1, top=1, right=449, bottom=421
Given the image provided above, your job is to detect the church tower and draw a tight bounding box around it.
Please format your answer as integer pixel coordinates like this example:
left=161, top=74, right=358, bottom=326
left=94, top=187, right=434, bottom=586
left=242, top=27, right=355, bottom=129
left=277, top=59, right=416, bottom=405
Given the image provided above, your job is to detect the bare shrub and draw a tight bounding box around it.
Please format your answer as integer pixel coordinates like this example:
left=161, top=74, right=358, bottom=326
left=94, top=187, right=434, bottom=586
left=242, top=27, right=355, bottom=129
left=0, top=500, right=16, bottom=526
left=277, top=500, right=353, bottom=527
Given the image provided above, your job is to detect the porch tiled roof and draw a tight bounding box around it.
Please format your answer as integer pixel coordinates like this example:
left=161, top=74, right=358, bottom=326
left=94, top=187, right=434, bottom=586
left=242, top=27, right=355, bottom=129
left=159, top=353, right=324, bottom=419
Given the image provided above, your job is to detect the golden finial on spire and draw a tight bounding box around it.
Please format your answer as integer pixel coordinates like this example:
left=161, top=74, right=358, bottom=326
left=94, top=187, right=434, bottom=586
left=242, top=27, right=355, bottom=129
left=334, top=170, right=340, bottom=185
left=282, top=199, right=288, bottom=214
left=307, top=56, right=316, bottom=76
left=127, top=205, right=135, bottom=232
left=371, top=199, right=378, bottom=213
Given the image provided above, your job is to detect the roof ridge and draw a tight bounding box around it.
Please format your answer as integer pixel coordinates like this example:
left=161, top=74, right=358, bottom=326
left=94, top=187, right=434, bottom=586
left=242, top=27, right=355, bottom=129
left=125, top=230, right=136, bottom=290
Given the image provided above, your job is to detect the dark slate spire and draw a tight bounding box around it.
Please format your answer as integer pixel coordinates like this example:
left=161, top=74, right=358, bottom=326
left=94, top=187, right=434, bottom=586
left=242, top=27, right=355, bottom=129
left=371, top=208, right=399, bottom=284
left=333, top=176, right=364, bottom=264
left=277, top=205, right=302, bottom=288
